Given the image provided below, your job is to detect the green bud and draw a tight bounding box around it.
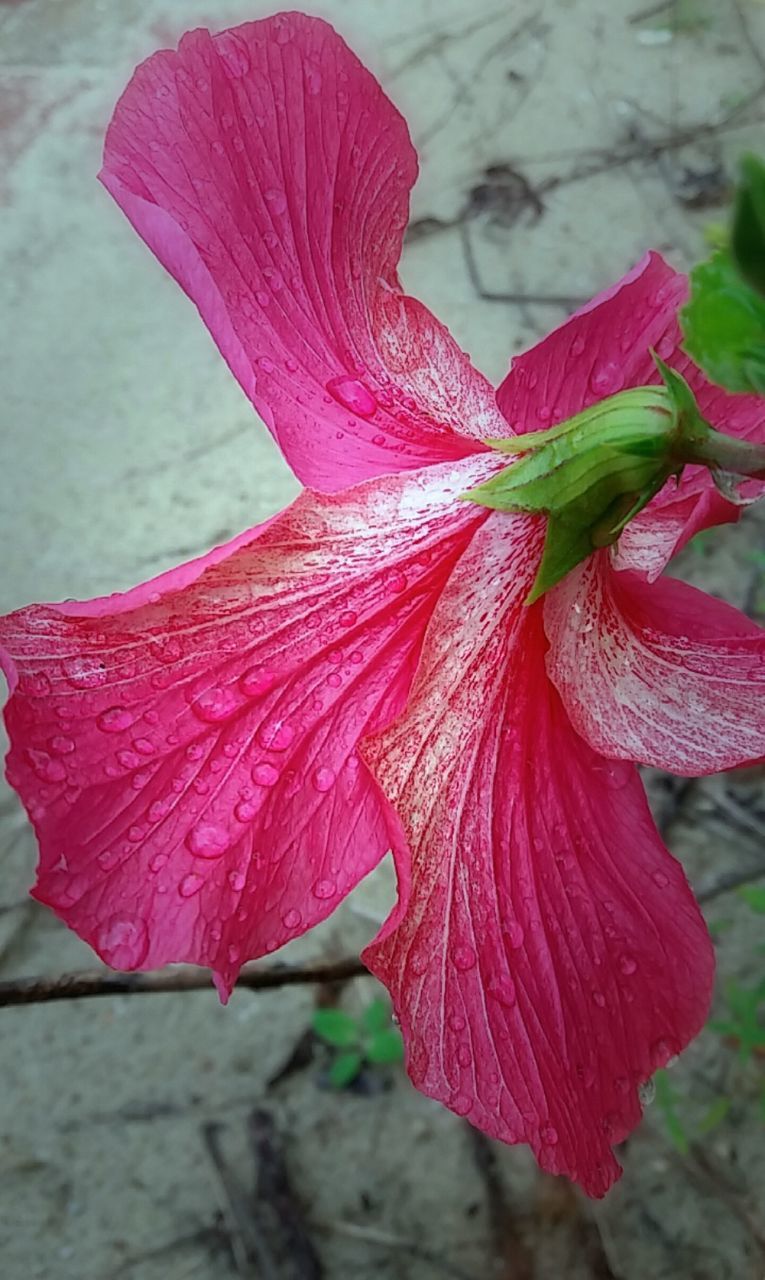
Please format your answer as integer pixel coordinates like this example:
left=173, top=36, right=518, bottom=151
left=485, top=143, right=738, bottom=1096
left=463, top=354, right=765, bottom=603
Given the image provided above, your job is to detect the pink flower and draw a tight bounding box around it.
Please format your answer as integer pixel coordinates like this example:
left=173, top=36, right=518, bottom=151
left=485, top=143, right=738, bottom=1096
left=2, top=13, right=764, bottom=1195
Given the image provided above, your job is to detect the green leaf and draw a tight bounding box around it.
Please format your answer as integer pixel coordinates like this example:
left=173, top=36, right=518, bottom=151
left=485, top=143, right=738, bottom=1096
left=328, top=1051, right=363, bottom=1089
left=361, top=997, right=391, bottom=1035
left=697, top=1097, right=731, bottom=1135
left=737, top=886, right=765, bottom=914
left=732, top=154, right=765, bottom=296
left=655, top=1070, right=689, bottom=1154
left=365, top=1028, right=405, bottom=1065
left=681, top=249, right=765, bottom=394
left=312, top=1008, right=359, bottom=1048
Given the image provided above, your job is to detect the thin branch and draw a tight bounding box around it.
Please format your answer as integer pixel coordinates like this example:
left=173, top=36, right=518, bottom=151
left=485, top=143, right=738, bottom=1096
left=0, top=957, right=368, bottom=1007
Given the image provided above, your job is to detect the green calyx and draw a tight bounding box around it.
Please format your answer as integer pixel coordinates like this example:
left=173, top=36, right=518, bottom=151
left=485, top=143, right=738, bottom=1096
left=463, top=354, right=765, bottom=604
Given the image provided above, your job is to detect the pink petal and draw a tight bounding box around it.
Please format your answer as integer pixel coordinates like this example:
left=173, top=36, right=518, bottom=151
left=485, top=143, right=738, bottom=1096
left=0, top=458, right=495, bottom=996
left=497, top=249, right=765, bottom=578
left=361, top=517, right=713, bottom=1196
left=544, top=555, right=765, bottom=775
left=496, top=252, right=686, bottom=432
left=101, top=14, right=503, bottom=492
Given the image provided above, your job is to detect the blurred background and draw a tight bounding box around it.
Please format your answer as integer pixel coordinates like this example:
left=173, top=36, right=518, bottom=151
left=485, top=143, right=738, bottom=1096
left=1, top=1, right=764, bottom=1276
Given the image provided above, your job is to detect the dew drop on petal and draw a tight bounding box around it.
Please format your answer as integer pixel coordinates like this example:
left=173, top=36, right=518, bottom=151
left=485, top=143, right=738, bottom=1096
left=652, top=870, right=669, bottom=889
left=313, top=878, right=336, bottom=900
left=571, top=336, right=586, bottom=357
left=619, top=954, right=637, bottom=976
left=179, top=872, right=205, bottom=898
left=282, top=908, right=302, bottom=929
left=488, top=977, right=517, bottom=1008
left=456, top=1044, right=472, bottom=1068
left=312, top=766, right=336, bottom=793
left=191, top=686, right=241, bottom=723
left=63, top=656, right=108, bottom=689
left=592, top=989, right=606, bottom=1008
left=257, top=720, right=295, bottom=752
left=185, top=822, right=230, bottom=858
left=448, top=1013, right=466, bottom=1033
left=451, top=1093, right=472, bottom=1117
left=97, top=915, right=149, bottom=968
left=589, top=361, right=625, bottom=396
left=452, top=944, right=477, bottom=972
left=326, top=376, right=377, bottom=419
left=541, top=1125, right=559, bottom=1145
left=339, top=610, right=357, bottom=628
left=228, top=869, right=246, bottom=891
left=150, top=852, right=168, bottom=872
left=252, top=762, right=280, bottom=787
left=264, top=186, right=287, bottom=214
left=96, top=706, right=135, bottom=734
left=49, top=735, right=75, bottom=755
left=235, top=799, right=259, bottom=822
left=26, top=749, right=67, bottom=783
left=384, top=569, right=407, bottom=594
left=240, top=667, right=277, bottom=697
left=504, top=921, right=525, bottom=950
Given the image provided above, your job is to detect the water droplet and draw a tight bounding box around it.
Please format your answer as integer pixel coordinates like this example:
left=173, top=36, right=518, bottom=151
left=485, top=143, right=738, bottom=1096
left=448, top=1013, right=466, bottom=1033
left=49, top=735, right=75, bottom=755
left=282, top=908, right=302, bottom=929
left=26, top=749, right=66, bottom=783
left=179, top=872, right=204, bottom=898
left=488, top=977, right=517, bottom=1008
left=257, top=720, right=294, bottom=751
left=186, top=822, right=230, bottom=858
left=451, top=1093, right=472, bottom=1117
left=327, top=672, right=342, bottom=689
left=326, top=376, right=377, bottom=419
left=191, top=685, right=242, bottom=723
left=305, top=62, right=322, bottom=94
left=252, top=762, right=280, bottom=787
left=312, top=766, right=336, bottom=793
left=235, top=799, right=258, bottom=823
left=652, top=870, right=669, bottom=888
left=97, top=848, right=119, bottom=869
left=541, top=1125, right=559, bottom=1145
left=228, top=869, right=246, bottom=891
left=150, top=852, right=168, bottom=872
left=63, top=656, right=108, bottom=689
left=384, top=569, right=407, bottom=594
left=227, top=943, right=240, bottom=964
left=504, top=921, right=524, bottom=949
left=372, top=433, right=386, bottom=446
left=240, top=667, right=276, bottom=697
left=589, top=361, right=625, bottom=396
left=592, top=989, right=606, bottom=1008
left=571, top=336, right=586, bottom=357
left=456, top=1044, right=472, bottom=1068
left=264, top=187, right=287, bottom=214
left=619, top=954, right=637, bottom=976
left=339, top=610, right=357, bottom=628
left=453, top=944, right=477, bottom=972
left=133, top=737, right=156, bottom=756
left=116, top=749, right=142, bottom=770
left=97, top=914, right=149, bottom=967
left=313, top=878, right=336, bottom=900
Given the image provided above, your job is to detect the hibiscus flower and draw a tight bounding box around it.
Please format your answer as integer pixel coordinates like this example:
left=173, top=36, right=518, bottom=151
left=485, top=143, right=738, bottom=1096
left=1, top=12, right=763, bottom=1196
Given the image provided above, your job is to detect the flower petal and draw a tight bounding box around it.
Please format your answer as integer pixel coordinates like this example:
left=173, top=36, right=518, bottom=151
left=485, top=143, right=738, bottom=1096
left=496, top=252, right=686, bottom=432
left=0, top=457, right=495, bottom=996
left=544, top=555, right=765, bottom=775
left=361, top=517, right=713, bottom=1196
left=101, top=14, right=502, bottom=492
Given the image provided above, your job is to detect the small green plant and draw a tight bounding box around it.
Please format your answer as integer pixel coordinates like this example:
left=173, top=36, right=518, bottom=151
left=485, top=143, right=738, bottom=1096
left=312, top=997, right=404, bottom=1088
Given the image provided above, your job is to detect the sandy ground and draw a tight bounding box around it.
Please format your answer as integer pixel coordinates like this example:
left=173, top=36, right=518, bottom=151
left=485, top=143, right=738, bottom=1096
left=1, top=0, right=764, bottom=1277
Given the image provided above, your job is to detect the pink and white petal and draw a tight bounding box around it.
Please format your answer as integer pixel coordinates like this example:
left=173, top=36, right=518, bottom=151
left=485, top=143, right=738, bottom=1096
left=0, top=456, right=496, bottom=996
left=544, top=555, right=765, bottom=776
left=496, top=252, right=686, bottom=433
left=101, top=14, right=502, bottom=493
left=361, top=516, right=713, bottom=1197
